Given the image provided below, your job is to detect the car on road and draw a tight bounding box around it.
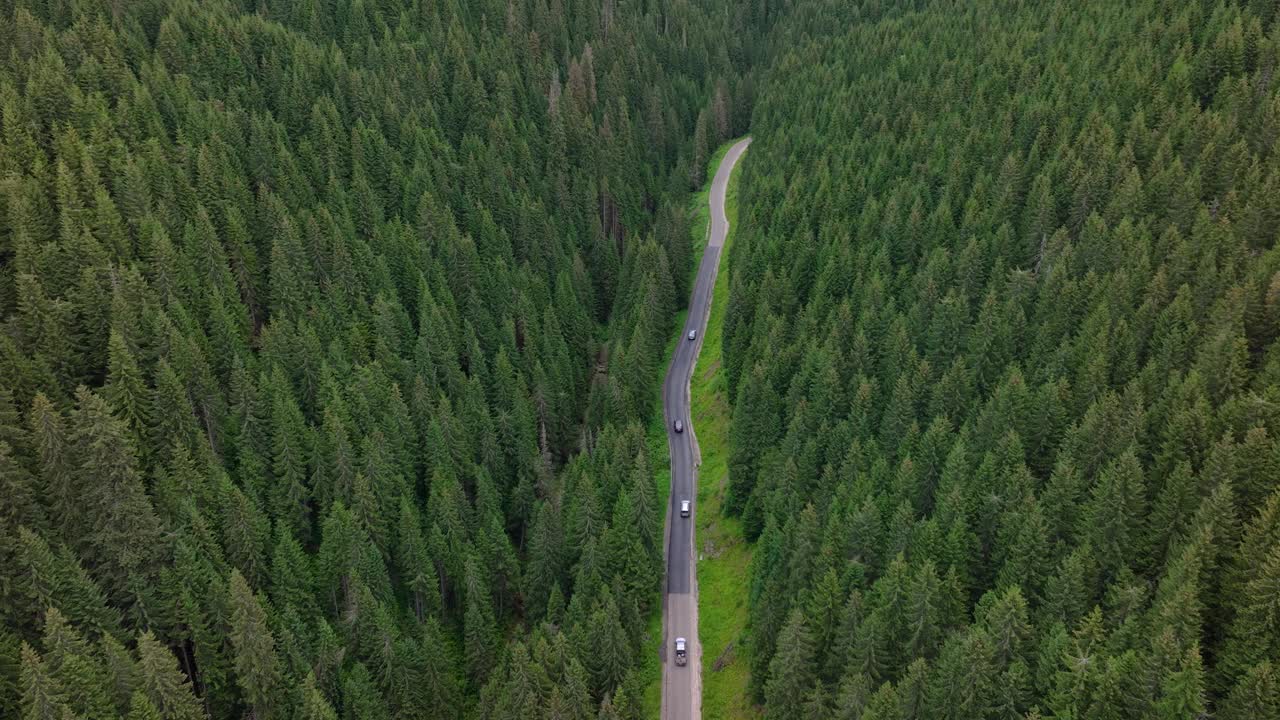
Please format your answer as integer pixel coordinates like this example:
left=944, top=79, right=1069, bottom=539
left=688, top=329, right=697, bottom=341
left=675, top=637, right=687, bottom=666
left=674, top=419, right=683, bottom=433
left=680, top=500, right=690, bottom=517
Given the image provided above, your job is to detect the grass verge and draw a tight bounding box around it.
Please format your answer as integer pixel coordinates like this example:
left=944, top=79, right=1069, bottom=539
left=690, top=141, right=758, bottom=719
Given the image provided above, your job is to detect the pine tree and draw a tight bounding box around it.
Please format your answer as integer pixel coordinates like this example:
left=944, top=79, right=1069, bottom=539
left=926, top=628, right=995, bottom=720
left=766, top=609, right=817, bottom=717
left=582, top=590, right=632, bottom=697
left=99, top=634, right=140, bottom=714
left=269, top=524, right=316, bottom=616
left=103, top=330, right=150, bottom=455
left=19, top=643, right=70, bottom=720
left=340, top=662, right=390, bottom=720
left=227, top=570, right=283, bottom=719
left=126, top=692, right=164, bottom=720
left=1219, top=661, right=1280, bottom=720
left=1154, top=645, right=1207, bottom=719
left=135, top=632, right=205, bottom=720
left=219, top=479, right=270, bottom=589
left=70, top=386, right=164, bottom=620
left=463, top=577, right=498, bottom=689
left=267, top=367, right=310, bottom=541
left=980, top=586, right=1031, bottom=669
left=690, top=110, right=710, bottom=189
left=38, top=608, right=114, bottom=720
left=395, top=497, right=440, bottom=623
left=296, top=673, right=337, bottom=720
left=27, top=394, right=76, bottom=544
left=524, top=500, right=565, bottom=623
left=1083, top=450, right=1147, bottom=580
left=415, top=618, right=462, bottom=719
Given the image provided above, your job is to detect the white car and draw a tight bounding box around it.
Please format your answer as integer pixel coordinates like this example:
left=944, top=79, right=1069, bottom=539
left=675, top=637, right=687, bottom=666
left=674, top=420, right=683, bottom=433
left=688, top=330, right=697, bottom=341
left=680, top=500, right=691, bottom=518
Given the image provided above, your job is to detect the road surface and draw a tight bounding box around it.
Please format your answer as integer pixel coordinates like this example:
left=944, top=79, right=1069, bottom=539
left=661, top=137, right=751, bottom=720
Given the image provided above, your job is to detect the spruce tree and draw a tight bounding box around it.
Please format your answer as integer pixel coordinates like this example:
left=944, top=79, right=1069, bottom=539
left=103, top=330, right=150, bottom=455
left=19, top=643, right=70, bottom=720
left=227, top=570, right=283, bottom=719
left=135, top=632, right=205, bottom=720
left=70, top=386, right=164, bottom=620
left=765, top=609, right=817, bottom=717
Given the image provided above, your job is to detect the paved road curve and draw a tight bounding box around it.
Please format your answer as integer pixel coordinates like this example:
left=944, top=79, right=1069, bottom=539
left=661, top=138, right=751, bottom=720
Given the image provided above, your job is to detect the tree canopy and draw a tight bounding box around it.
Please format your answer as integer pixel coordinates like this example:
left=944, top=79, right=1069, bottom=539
left=0, top=0, right=773, bottom=716
left=727, top=0, right=1280, bottom=716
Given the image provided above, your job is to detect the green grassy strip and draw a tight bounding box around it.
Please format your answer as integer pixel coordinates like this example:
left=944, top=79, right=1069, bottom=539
left=690, top=141, right=758, bottom=720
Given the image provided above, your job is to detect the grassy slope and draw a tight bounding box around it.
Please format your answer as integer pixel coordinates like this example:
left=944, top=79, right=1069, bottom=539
left=689, top=142, right=757, bottom=720
left=640, top=140, right=749, bottom=718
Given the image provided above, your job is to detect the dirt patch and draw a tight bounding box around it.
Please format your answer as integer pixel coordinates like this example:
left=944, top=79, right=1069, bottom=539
left=700, top=358, right=722, bottom=380
left=702, top=537, right=724, bottom=559
left=712, top=642, right=735, bottom=672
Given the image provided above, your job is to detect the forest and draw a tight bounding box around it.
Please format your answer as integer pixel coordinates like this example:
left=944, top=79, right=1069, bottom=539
left=725, top=0, right=1280, bottom=717
left=0, top=0, right=772, bottom=717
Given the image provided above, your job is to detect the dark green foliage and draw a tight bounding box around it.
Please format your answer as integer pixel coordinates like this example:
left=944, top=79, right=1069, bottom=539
left=729, top=0, right=1280, bottom=715
left=0, top=0, right=771, bottom=715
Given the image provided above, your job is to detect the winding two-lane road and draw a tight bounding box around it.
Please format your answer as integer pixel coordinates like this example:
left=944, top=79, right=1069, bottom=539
left=661, top=138, right=751, bottom=720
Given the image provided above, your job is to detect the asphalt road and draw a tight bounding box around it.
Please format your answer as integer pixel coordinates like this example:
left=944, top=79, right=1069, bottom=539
left=661, top=137, right=751, bottom=720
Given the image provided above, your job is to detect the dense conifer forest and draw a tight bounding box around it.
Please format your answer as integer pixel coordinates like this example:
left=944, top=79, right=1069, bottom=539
left=0, top=0, right=773, bottom=716
left=725, top=0, right=1280, bottom=717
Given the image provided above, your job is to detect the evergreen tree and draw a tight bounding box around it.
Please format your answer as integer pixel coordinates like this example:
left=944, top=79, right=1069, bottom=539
left=19, top=643, right=70, bottom=720
left=135, top=632, right=205, bottom=720
left=38, top=608, right=114, bottom=720
left=227, top=571, right=282, bottom=719
left=765, top=609, right=817, bottom=717
left=103, top=331, right=151, bottom=455
left=296, top=673, right=337, bottom=720
left=70, top=386, right=164, bottom=621
left=1219, top=661, right=1280, bottom=720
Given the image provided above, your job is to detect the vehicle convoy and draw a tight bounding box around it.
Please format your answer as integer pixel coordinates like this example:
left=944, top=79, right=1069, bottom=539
left=675, top=637, right=687, bottom=666
left=674, top=419, right=683, bottom=433
left=680, top=500, right=691, bottom=517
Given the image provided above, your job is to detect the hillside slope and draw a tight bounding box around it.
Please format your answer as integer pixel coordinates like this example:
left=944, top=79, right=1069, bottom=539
left=0, top=0, right=772, bottom=717
left=727, top=0, right=1280, bottom=716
